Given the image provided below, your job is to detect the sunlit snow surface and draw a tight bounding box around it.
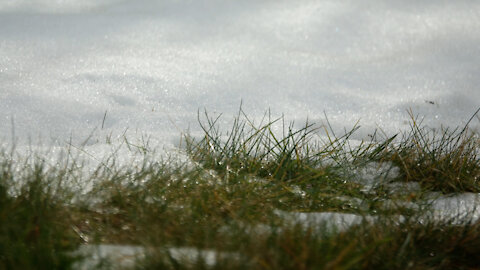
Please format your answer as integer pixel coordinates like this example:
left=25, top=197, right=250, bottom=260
left=1, top=0, right=479, bottom=152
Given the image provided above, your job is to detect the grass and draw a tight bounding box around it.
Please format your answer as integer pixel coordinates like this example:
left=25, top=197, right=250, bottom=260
left=0, top=151, right=83, bottom=269
left=385, top=109, right=480, bottom=193
left=0, top=107, right=479, bottom=269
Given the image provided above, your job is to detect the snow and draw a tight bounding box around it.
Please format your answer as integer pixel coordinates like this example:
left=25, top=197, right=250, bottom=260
left=73, top=244, right=240, bottom=269
left=275, top=209, right=374, bottom=232
left=428, top=192, right=480, bottom=224
left=1, top=0, right=479, bottom=154
left=1, top=1, right=480, bottom=265
left=73, top=244, right=144, bottom=270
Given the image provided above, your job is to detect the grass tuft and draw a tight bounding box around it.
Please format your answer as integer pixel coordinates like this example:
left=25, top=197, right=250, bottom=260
left=1, top=107, right=479, bottom=269
left=385, top=109, right=480, bottom=193
left=0, top=151, right=83, bottom=269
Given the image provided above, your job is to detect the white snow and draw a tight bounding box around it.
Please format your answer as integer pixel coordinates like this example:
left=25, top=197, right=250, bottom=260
left=428, top=192, right=480, bottom=224
left=73, top=244, right=240, bottom=269
left=1, top=0, right=479, bottom=154
left=2, top=1, right=480, bottom=265
left=275, top=209, right=374, bottom=232
left=73, top=244, right=144, bottom=270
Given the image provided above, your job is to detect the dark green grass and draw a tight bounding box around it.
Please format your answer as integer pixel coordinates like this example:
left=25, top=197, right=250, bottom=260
left=0, top=151, right=83, bottom=270
left=0, top=108, right=479, bottom=269
left=134, top=216, right=480, bottom=270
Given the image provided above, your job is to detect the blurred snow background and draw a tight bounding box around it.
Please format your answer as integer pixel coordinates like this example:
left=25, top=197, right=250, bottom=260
left=1, top=0, right=479, bottom=156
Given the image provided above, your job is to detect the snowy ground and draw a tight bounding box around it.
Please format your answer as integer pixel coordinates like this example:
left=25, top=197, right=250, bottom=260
left=1, top=0, right=479, bottom=155
left=3, top=0, right=479, bottom=206
left=1, top=2, right=480, bottom=267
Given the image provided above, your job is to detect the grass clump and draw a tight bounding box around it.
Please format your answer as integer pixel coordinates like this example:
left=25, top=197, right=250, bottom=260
left=184, top=109, right=373, bottom=214
left=384, top=109, right=480, bottom=193
left=1, top=107, right=479, bottom=269
left=136, top=216, right=480, bottom=270
left=185, top=109, right=322, bottom=181
left=187, top=108, right=480, bottom=195
left=0, top=151, right=82, bottom=270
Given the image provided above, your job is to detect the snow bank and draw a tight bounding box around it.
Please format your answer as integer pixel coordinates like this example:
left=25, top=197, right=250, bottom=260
left=1, top=0, right=479, bottom=160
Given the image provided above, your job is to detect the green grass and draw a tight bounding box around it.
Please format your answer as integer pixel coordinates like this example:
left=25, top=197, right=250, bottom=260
left=0, top=151, right=83, bottom=269
left=0, top=108, right=479, bottom=269
left=385, top=109, right=480, bottom=193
